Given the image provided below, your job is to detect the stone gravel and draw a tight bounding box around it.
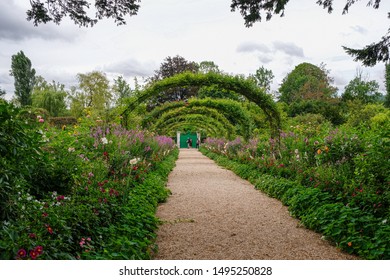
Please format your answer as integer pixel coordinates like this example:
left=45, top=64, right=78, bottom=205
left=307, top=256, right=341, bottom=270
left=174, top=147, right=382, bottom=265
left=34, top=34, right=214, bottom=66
left=154, top=149, right=357, bottom=260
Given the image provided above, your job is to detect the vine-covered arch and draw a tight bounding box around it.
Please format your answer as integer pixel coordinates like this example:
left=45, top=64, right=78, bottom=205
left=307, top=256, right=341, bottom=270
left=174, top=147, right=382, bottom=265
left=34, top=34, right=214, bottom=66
left=122, top=72, right=281, bottom=137
left=161, top=118, right=228, bottom=138
left=150, top=107, right=235, bottom=138
left=142, top=98, right=253, bottom=139
left=156, top=114, right=232, bottom=138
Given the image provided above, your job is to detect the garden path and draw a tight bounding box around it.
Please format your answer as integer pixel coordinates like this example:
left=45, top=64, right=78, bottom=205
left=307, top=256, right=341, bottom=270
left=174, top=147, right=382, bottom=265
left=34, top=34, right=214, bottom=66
left=154, top=149, right=356, bottom=260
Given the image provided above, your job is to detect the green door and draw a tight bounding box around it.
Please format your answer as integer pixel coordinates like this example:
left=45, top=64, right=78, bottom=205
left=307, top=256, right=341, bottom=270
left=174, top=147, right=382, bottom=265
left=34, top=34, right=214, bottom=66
left=180, top=133, right=197, bottom=148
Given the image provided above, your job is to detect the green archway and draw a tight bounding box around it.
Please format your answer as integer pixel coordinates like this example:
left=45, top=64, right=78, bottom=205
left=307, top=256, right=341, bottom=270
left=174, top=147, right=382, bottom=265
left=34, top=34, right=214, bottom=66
left=158, top=114, right=231, bottom=138
left=151, top=107, right=236, bottom=139
left=122, top=72, right=281, bottom=137
left=142, top=98, right=253, bottom=139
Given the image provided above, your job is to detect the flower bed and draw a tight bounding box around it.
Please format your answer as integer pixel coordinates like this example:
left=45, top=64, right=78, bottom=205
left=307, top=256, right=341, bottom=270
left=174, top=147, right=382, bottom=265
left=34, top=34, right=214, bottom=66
left=201, top=123, right=389, bottom=259
left=0, top=102, right=178, bottom=259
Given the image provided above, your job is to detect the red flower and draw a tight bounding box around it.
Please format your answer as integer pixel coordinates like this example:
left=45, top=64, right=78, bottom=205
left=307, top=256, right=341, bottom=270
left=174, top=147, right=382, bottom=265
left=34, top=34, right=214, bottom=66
left=35, top=246, right=44, bottom=255
left=42, top=212, right=48, bottom=218
left=47, top=226, right=53, bottom=234
left=30, top=250, right=38, bottom=259
left=17, top=249, right=27, bottom=258
left=29, top=233, right=37, bottom=239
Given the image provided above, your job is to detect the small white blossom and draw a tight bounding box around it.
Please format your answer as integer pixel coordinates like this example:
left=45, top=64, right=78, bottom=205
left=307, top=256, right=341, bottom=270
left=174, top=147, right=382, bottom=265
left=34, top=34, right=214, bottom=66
left=68, top=147, right=75, bottom=152
left=101, top=137, right=108, bottom=145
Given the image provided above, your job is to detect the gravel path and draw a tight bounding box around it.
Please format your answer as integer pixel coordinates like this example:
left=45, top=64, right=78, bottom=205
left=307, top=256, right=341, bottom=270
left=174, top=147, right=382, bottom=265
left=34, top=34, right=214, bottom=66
left=154, top=149, right=356, bottom=260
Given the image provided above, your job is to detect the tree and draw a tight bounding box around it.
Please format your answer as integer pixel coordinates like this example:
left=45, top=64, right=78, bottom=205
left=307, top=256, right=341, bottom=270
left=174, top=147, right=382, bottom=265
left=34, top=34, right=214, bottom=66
left=112, top=75, right=133, bottom=105
left=279, top=62, right=337, bottom=104
left=27, top=0, right=141, bottom=27
left=9, top=51, right=36, bottom=106
left=230, top=0, right=387, bottom=66
left=198, top=61, right=221, bottom=74
left=70, top=71, right=112, bottom=116
left=0, top=88, right=6, bottom=99
left=146, top=55, right=199, bottom=110
left=249, top=66, right=274, bottom=92
left=32, top=76, right=68, bottom=117
left=342, top=70, right=383, bottom=104
left=385, top=64, right=390, bottom=108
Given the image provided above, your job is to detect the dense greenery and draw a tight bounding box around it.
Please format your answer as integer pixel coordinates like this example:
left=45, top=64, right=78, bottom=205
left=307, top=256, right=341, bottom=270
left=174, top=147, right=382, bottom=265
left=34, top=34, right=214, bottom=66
left=10, top=51, right=36, bottom=106
left=0, top=100, right=177, bottom=259
left=122, top=71, right=281, bottom=137
left=201, top=104, right=390, bottom=259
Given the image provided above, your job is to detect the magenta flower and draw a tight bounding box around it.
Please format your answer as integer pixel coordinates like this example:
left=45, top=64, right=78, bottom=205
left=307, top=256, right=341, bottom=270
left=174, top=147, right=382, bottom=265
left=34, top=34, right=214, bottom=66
left=17, top=249, right=27, bottom=259
left=35, top=246, right=44, bottom=256
left=39, top=118, right=44, bottom=123
left=29, top=250, right=38, bottom=259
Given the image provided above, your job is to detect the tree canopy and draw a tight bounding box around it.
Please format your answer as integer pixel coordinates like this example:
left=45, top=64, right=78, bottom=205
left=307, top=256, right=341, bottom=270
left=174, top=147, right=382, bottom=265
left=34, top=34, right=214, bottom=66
left=278, top=62, right=337, bottom=104
left=26, top=1, right=387, bottom=65
left=9, top=51, right=36, bottom=107
left=230, top=0, right=387, bottom=66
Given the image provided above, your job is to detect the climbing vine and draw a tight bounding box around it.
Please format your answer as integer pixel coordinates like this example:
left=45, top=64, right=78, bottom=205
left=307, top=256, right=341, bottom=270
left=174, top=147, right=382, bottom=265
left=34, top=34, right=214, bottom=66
left=122, top=72, right=281, bottom=137
left=151, top=106, right=237, bottom=139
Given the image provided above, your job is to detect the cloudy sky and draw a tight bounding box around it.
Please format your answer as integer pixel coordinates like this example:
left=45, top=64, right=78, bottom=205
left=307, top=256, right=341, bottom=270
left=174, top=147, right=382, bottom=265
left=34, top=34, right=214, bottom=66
left=1, top=0, right=389, bottom=100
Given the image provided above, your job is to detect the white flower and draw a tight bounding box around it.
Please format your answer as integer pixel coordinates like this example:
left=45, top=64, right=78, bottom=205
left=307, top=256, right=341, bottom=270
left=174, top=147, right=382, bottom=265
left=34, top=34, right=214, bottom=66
left=68, top=147, right=75, bottom=152
left=383, top=219, right=387, bottom=224
left=101, top=137, right=108, bottom=145
left=129, top=158, right=140, bottom=165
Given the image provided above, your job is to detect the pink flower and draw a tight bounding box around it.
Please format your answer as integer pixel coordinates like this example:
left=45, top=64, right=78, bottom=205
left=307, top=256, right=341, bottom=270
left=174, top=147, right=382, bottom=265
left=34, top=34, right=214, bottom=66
left=17, top=249, right=27, bottom=259
left=34, top=246, right=43, bottom=256
left=30, top=250, right=38, bottom=259
left=39, top=118, right=44, bottom=123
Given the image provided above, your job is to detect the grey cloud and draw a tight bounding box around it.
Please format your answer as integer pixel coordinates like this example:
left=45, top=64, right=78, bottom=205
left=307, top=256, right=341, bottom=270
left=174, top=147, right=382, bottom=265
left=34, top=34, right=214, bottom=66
left=236, top=42, right=272, bottom=53
left=258, top=55, right=273, bottom=64
left=350, top=25, right=367, bottom=34
left=104, top=59, right=155, bottom=77
left=273, top=41, right=304, bottom=58
left=0, top=1, right=77, bottom=41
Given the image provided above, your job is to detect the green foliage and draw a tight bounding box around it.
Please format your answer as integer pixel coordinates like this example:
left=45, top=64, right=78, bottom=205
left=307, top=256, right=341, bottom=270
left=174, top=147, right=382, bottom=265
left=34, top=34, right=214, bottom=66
left=0, top=108, right=178, bottom=260
left=9, top=51, right=36, bottom=106
left=142, top=98, right=252, bottom=138
left=146, top=55, right=199, bottom=110
left=385, top=63, right=390, bottom=108
left=248, top=66, right=274, bottom=92
left=279, top=62, right=337, bottom=104
left=342, top=72, right=383, bottom=104
left=70, top=71, right=112, bottom=118
left=27, top=0, right=141, bottom=27
left=32, top=76, right=68, bottom=117
left=201, top=109, right=390, bottom=259
left=122, top=71, right=280, bottom=137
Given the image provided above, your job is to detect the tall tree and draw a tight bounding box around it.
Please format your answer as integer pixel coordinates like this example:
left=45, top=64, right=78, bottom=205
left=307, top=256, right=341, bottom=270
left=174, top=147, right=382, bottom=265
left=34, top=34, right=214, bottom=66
left=112, top=75, right=133, bottom=105
left=230, top=0, right=387, bottom=66
left=32, top=76, right=68, bottom=117
left=249, top=66, right=274, bottom=92
left=70, top=71, right=112, bottom=116
left=279, top=62, right=337, bottom=104
left=9, top=51, right=36, bottom=106
left=198, top=61, right=221, bottom=74
left=147, top=55, right=199, bottom=110
left=342, top=70, right=383, bottom=104
left=385, top=64, right=390, bottom=108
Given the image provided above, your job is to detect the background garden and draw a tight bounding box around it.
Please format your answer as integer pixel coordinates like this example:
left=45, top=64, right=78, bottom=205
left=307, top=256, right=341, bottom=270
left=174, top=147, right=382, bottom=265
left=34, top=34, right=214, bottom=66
left=1, top=52, right=389, bottom=259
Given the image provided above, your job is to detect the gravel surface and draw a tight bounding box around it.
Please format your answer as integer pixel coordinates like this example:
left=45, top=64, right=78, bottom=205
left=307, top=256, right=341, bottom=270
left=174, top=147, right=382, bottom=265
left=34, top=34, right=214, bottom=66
left=154, top=149, right=357, bottom=260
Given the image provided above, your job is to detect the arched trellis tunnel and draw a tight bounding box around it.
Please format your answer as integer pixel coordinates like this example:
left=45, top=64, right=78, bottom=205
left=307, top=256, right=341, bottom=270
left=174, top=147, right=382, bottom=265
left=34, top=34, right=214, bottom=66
left=151, top=106, right=237, bottom=139
left=142, top=98, right=253, bottom=139
left=121, top=72, right=281, bottom=138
